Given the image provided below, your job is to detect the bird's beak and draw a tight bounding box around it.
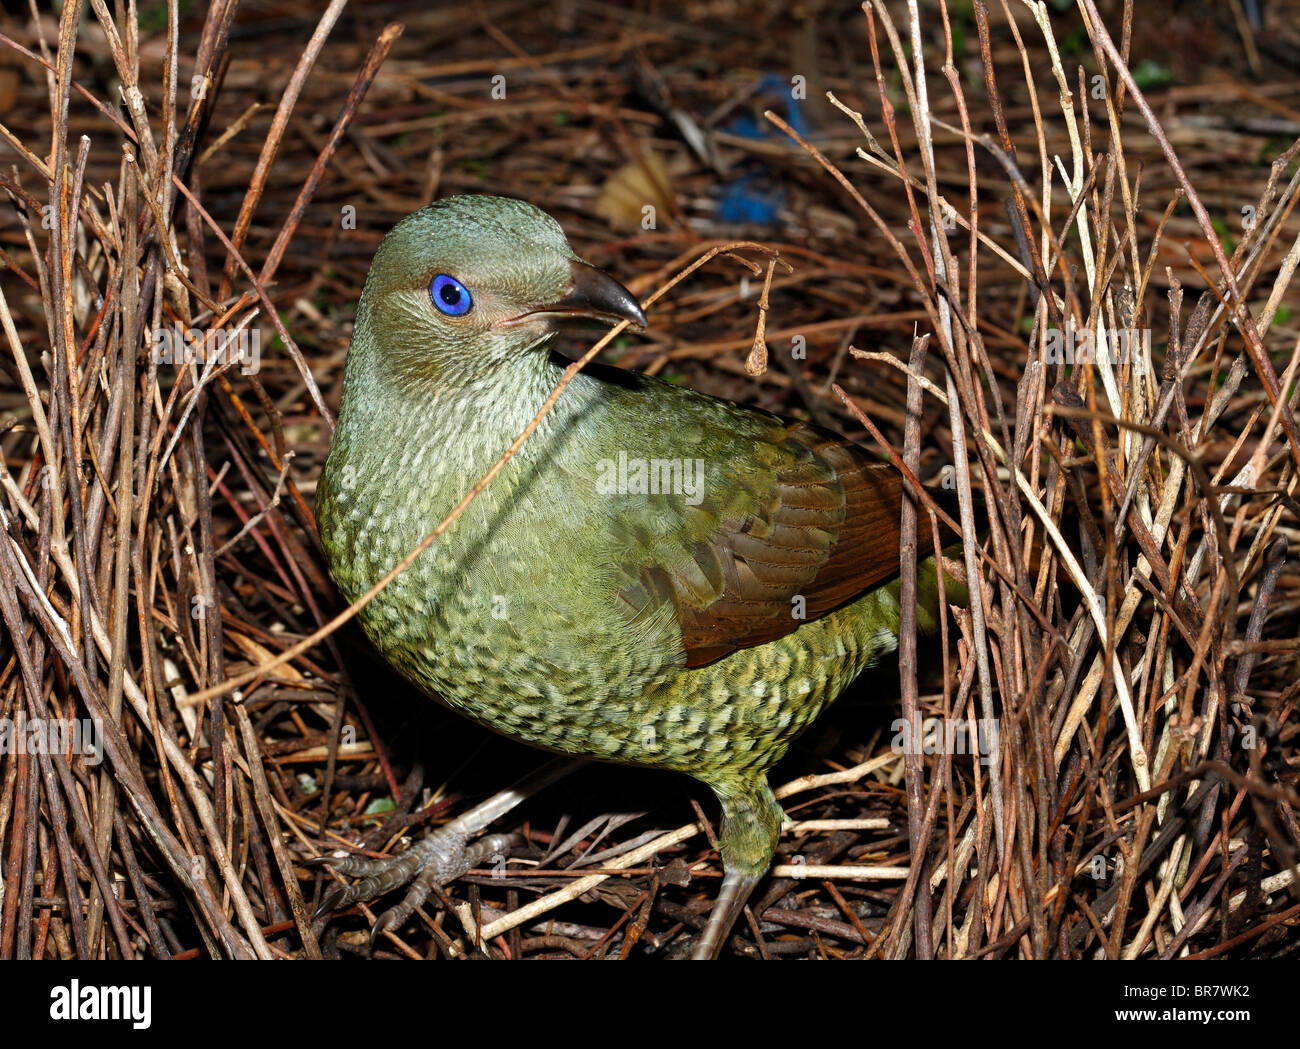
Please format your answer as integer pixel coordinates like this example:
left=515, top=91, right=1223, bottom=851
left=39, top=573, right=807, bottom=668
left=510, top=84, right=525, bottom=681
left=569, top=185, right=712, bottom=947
left=496, top=260, right=647, bottom=331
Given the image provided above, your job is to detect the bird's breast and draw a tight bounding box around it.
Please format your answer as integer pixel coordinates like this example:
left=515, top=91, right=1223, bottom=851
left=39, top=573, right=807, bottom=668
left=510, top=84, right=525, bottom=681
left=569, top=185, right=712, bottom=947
left=317, top=401, right=683, bottom=736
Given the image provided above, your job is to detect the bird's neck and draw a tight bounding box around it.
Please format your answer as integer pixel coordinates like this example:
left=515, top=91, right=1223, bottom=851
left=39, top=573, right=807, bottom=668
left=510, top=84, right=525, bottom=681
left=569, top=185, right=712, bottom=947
left=334, top=336, right=577, bottom=481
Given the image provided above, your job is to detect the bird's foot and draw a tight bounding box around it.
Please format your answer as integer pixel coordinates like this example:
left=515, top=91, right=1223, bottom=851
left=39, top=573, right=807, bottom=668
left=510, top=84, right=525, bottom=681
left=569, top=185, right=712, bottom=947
left=307, top=758, right=584, bottom=945
left=692, top=868, right=761, bottom=959
left=308, top=830, right=520, bottom=943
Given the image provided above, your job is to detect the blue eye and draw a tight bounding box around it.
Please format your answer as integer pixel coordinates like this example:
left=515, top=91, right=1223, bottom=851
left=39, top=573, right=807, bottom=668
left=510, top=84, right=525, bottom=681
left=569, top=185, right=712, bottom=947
left=430, top=274, right=472, bottom=316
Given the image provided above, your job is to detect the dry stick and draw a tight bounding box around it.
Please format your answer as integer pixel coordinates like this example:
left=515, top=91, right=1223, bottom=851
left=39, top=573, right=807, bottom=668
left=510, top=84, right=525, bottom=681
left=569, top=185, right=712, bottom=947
left=153, top=0, right=180, bottom=222
left=827, top=91, right=1035, bottom=286
left=837, top=375, right=1148, bottom=796
left=30, top=536, right=271, bottom=958
left=233, top=703, right=322, bottom=959
left=197, top=101, right=263, bottom=167
left=85, top=0, right=159, bottom=175
left=177, top=242, right=778, bottom=708
left=854, top=94, right=1143, bottom=799
left=170, top=1, right=237, bottom=219
left=1053, top=408, right=1228, bottom=770
left=743, top=256, right=784, bottom=376
left=767, top=77, right=1008, bottom=860
left=759, top=110, right=944, bottom=352
left=133, top=171, right=220, bottom=316
left=476, top=825, right=699, bottom=946
left=972, top=28, right=1102, bottom=925
left=86, top=155, right=138, bottom=954
left=1233, top=541, right=1290, bottom=702
left=898, top=332, right=933, bottom=958
left=1113, top=155, right=1299, bottom=540
left=1184, top=899, right=1300, bottom=960
left=971, top=0, right=1057, bottom=323
left=133, top=240, right=211, bottom=892
left=216, top=0, right=348, bottom=301
left=154, top=308, right=256, bottom=478
left=186, top=350, right=233, bottom=883
left=828, top=379, right=1056, bottom=637
left=15, top=742, right=37, bottom=958
left=256, top=23, right=404, bottom=295
left=0, top=686, right=23, bottom=957
left=0, top=27, right=334, bottom=441
left=877, top=728, right=950, bottom=959
left=217, top=423, right=378, bottom=829
left=213, top=376, right=315, bottom=534
left=111, top=809, right=167, bottom=957
left=169, top=177, right=330, bottom=428
left=962, top=5, right=1064, bottom=940
left=474, top=754, right=903, bottom=947
left=214, top=452, right=295, bottom=559
left=0, top=24, right=198, bottom=228
left=0, top=516, right=134, bottom=957
left=44, top=0, right=108, bottom=960
left=81, top=574, right=271, bottom=961
left=836, top=389, right=994, bottom=952
left=900, top=0, right=1016, bottom=891
left=1080, top=0, right=1300, bottom=475
left=1050, top=406, right=1240, bottom=658
left=46, top=13, right=90, bottom=660
left=4, top=234, right=267, bottom=959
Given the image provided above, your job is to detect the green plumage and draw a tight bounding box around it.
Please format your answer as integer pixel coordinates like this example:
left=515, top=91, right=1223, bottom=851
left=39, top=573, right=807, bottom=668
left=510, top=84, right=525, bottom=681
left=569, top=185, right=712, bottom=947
left=317, top=196, right=951, bottom=948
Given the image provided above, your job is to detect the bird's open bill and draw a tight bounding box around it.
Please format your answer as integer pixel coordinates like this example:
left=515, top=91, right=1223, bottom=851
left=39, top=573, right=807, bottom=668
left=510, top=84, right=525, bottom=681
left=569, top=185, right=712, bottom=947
left=495, top=259, right=647, bottom=331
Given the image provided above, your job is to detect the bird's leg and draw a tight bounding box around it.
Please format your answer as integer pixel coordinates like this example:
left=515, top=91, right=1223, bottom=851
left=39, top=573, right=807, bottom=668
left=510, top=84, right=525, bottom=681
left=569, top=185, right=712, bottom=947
left=693, top=867, right=761, bottom=960
left=309, top=756, right=584, bottom=940
left=693, top=778, right=784, bottom=959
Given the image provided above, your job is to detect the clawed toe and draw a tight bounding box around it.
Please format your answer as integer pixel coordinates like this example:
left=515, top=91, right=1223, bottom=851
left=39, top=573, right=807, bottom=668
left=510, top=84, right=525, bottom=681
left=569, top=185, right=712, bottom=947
left=308, top=830, right=522, bottom=942
left=312, top=882, right=352, bottom=923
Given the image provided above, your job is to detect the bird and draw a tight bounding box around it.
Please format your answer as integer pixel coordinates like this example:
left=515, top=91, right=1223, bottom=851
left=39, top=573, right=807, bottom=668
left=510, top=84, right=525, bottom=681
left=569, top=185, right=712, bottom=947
left=314, top=194, right=956, bottom=958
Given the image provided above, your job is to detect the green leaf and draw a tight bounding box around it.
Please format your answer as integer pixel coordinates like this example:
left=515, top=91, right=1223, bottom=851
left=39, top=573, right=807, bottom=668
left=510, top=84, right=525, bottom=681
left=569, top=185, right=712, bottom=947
left=1132, top=60, right=1173, bottom=89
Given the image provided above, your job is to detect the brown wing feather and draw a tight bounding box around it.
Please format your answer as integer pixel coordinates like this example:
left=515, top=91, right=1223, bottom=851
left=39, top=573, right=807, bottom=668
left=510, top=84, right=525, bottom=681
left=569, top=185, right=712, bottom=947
left=629, top=422, right=905, bottom=668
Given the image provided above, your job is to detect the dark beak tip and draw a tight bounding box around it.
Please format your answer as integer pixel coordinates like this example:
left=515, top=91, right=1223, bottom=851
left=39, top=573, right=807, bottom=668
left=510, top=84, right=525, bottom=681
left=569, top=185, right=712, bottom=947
left=561, top=259, right=647, bottom=331
left=625, top=300, right=649, bottom=330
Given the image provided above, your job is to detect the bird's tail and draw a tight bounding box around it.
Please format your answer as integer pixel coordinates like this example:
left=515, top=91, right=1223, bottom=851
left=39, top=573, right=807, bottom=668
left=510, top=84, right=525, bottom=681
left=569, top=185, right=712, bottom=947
left=913, top=543, right=970, bottom=634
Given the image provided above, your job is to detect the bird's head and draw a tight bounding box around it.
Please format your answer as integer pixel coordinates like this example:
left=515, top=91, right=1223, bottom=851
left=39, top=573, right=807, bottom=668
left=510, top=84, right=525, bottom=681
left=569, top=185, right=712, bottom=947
left=351, top=195, right=645, bottom=389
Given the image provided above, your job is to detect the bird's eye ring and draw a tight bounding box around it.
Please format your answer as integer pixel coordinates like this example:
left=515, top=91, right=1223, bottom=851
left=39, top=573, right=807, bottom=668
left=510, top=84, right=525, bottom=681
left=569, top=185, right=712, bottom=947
left=430, top=274, right=472, bottom=316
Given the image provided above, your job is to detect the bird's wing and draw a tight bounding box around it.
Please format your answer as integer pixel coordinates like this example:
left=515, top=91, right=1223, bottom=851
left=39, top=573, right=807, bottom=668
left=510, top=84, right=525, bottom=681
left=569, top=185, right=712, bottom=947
left=564, top=371, right=906, bottom=668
